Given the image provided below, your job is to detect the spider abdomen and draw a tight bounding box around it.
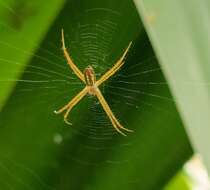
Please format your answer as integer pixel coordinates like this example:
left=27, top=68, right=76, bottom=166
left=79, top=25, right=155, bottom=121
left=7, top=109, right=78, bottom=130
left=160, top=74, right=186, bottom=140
left=84, top=65, right=96, bottom=86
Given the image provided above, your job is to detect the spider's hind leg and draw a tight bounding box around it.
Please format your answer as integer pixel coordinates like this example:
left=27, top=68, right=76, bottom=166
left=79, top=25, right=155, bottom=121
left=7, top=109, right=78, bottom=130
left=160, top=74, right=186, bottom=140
left=111, top=115, right=133, bottom=133
left=95, top=88, right=133, bottom=136
left=54, top=87, right=88, bottom=124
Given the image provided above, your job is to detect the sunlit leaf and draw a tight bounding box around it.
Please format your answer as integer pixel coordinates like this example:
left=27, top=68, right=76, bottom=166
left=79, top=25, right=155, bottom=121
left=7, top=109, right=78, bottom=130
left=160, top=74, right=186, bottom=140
left=134, top=0, right=210, bottom=173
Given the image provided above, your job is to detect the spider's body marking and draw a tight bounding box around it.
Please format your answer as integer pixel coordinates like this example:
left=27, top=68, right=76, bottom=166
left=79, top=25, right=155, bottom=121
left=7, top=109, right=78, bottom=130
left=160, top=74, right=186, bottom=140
left=84, top=65, right=97, bottom=95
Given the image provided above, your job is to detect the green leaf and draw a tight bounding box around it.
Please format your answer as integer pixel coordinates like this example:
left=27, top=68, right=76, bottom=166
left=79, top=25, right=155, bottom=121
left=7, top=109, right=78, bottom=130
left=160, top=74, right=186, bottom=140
left=134, top=0, right=210, bottom=173
left=0, top=0, right=193, bottom=190
left=0, top=0, right=65, bottom=108
left=164, top=171, right=192, bottom=190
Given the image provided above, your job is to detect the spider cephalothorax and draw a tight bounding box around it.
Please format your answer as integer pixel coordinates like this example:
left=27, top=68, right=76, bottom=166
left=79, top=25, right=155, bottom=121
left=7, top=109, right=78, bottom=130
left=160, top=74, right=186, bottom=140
left=54, top=29, right=133, bottom=136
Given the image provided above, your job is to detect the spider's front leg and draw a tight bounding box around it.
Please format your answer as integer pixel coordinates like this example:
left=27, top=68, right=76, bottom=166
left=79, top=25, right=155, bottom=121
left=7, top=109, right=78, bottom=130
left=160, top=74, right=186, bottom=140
left=61, top=29, right=86, bottom=83
left=96, top=42, right=132, bottom=87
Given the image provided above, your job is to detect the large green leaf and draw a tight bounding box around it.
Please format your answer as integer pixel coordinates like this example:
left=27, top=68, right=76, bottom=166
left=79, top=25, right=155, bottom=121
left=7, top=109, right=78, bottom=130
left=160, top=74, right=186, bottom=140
left=134, top=0, right=210, bottom=174
left=0, top=0, right=192, bottom=189
left=0, top=0, right=65, bottom=108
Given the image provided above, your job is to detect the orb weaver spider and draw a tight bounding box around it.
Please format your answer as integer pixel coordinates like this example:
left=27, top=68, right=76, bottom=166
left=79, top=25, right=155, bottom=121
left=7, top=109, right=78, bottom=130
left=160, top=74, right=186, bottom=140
left=54, top=29, right=133, bottom=136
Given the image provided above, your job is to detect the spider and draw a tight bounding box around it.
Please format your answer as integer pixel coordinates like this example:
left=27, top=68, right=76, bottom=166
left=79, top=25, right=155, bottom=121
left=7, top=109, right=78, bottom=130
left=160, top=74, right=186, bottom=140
left=54, top=29, right=133, bottom=136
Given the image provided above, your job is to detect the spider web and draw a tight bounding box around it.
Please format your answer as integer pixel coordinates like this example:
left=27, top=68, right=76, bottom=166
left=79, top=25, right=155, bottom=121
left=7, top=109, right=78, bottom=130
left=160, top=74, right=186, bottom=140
left=0, top=1, right=197, bottom=190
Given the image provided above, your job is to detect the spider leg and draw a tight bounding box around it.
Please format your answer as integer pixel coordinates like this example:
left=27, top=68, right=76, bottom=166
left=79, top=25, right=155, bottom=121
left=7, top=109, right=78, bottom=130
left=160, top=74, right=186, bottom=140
left=111, top=114, right=133, bottom=132
left=61, top=29, right=85, bottom=83
left=95, top=88, right=133, bottom=136
left=54, top=87, right=88, bottom=124
left=96, top=42, right=132, bottom=87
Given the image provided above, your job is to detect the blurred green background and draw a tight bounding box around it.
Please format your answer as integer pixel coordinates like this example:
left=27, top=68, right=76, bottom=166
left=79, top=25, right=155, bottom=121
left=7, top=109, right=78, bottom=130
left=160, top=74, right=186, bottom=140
left=0, top=0, right=209, bottom=189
